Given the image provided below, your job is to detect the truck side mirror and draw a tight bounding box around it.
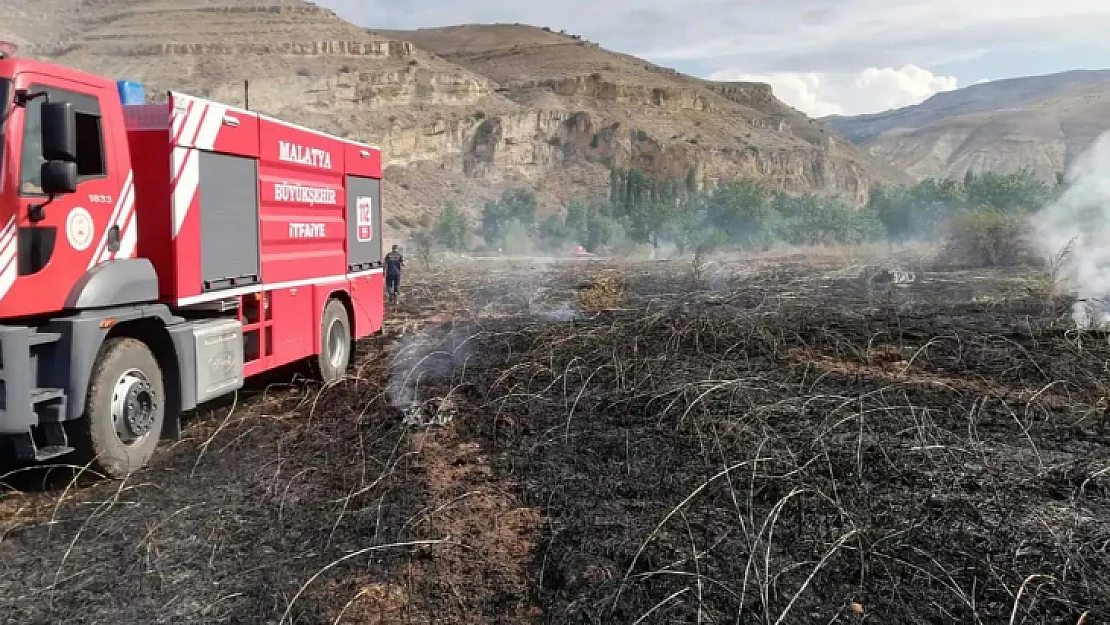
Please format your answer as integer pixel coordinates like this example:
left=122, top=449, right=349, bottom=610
left=41, top=161, right=77, bottom=195
left=41, top=100, right=77, bottom=162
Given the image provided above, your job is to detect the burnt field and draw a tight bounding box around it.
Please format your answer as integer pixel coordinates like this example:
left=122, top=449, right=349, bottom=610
left=0, top=249, right=1108, bottom=624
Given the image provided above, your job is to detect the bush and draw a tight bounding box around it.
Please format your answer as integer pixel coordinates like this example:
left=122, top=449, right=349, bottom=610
left=409, top=230, right=436, bottom=269
left=942, top=209, right=1033, bottom=267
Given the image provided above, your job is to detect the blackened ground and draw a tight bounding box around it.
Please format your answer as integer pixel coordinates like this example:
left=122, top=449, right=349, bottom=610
left=0, top=251, right=1107, bottom=624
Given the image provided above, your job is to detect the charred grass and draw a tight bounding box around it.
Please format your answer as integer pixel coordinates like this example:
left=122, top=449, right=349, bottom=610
left=0, top=251, right=1107, bottom=624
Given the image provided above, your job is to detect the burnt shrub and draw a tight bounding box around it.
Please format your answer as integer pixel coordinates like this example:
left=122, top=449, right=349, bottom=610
left=942, top=208, right=1034, bottom=267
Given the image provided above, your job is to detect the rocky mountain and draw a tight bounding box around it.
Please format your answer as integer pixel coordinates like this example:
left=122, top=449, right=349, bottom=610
left=822, top=70, right=1110, bottom=182
left=2, top=0, right=908, bottom=235
left=377, top=24, right=910, bottom=204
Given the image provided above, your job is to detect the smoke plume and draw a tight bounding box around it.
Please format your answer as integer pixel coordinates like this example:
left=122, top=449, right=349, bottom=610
left=1032, top=131, right=1110, bottom=328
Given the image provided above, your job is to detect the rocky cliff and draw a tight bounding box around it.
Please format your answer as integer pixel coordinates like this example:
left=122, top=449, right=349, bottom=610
left=384, top=24, right=911, bottom=207
left=3, top=1, right=909, bottom=235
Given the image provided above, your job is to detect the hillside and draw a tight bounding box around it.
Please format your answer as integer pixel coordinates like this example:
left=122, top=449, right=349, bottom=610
left=821, top=70, right=1110, bottom=182
left=2, top=0, right=907, bottom=237
left=379, top=24, right=910, bottom=201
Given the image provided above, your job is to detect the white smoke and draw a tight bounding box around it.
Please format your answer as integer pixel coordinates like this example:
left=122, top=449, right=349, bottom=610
left=540, top=300, right=577, bottom=322
left=385, top=323, right=475, bottom=426
left=1032, top=131, right=1110, bottom=328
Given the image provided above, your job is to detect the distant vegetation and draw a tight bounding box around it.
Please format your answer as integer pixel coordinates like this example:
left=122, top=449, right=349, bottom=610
left=412, top=167, right=1060, bottom=266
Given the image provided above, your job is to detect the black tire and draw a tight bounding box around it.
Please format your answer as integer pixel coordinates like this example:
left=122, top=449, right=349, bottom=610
left=315, top=299, right=351, bottom=383
left=72, top=337, right=165, bottom=479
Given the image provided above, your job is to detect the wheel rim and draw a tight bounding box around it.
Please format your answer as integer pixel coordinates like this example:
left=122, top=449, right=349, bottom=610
left=327, top=318, right=347, bottom=370
left=111, top=368, right=157, bottom=446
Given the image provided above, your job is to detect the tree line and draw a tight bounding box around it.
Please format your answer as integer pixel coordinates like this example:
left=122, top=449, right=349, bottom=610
left=415, top=166, right=1061, bottom=257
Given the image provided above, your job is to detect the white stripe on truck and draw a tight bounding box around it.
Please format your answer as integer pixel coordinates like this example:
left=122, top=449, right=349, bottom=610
left=175, top=268, right=385, bottom=306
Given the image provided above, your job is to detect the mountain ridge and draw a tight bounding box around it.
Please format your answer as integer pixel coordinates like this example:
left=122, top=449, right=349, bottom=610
left=821, top=68, right=1110, bottom=182
left=821, top=69, right=1110, bottom=145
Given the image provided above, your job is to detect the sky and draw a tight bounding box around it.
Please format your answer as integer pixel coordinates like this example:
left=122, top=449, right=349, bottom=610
left=315, top=0, right=1110, bottom=118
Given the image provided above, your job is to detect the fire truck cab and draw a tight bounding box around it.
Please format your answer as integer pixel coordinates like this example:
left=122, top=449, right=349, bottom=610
left=0, top=46, right=385, bottom=477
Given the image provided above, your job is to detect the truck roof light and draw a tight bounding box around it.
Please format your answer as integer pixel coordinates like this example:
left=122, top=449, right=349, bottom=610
left=117, top=80, right=146, bottom=106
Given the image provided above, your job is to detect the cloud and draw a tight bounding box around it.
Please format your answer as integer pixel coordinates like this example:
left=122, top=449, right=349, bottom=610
left=323, top=0, right=1110, bottom=72
left=627, top=1, right=1110, bottom=73
left=708, top=65, right=959, bottom=117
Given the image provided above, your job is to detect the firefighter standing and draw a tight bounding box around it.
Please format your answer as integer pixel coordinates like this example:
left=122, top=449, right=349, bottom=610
left=384, top=244, right=405, bottom=303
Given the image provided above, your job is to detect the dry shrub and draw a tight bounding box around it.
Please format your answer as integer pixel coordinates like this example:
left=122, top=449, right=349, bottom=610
left=576, top=272, right=626, bottom=310
left=942, top=209, right=1035, bottom=267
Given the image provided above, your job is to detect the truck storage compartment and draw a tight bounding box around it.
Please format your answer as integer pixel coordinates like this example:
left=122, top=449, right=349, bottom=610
left=345, top=175, right=382, bottom=272
left=198, top=152, right=261, bottom=291
left=190, top=318, right=245, bottom=404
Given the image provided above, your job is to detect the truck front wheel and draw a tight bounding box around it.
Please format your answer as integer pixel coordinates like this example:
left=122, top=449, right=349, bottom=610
left=73, top=337, right=166, bottom=478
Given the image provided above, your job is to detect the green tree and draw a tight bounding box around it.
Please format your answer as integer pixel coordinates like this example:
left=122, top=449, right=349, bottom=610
left=868, top=185, right=910, bottom=241
left=481, top=188, right=538, bottom=246
left=666, top=197, right=712, bottom=254
left=606, top=167, right=687, bottom=249
left=585, top=202, right=626, bottom=252
left=870, top=178, right=967, bottom=241
left=908, top=177, right=967, bottom=236
left=538, top=214, right=571, bottom=251
left=501, top=219, right=534, bottom=255
left=628, top=198, right=677, bottom=249
left=433, top=202, right=470, bottom=252
left=565, top=199, right=590, bottom=244
left=843, top=203, right=886, bottom=244
left=685, top=167, right=698, bottom=194
left=774, top=193, right=841, bottom=246
left=705, top=179, right=778, bottom=248
left=964, top=169, right=1050, bottom=214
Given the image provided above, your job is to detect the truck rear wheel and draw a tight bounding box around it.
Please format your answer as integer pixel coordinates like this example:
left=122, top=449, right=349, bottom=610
left=72, top=337, right=165, bottom=479
left=315, top=299, right=351, bottom=383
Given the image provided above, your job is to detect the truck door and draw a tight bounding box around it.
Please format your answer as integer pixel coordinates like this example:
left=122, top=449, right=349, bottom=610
left=0, top=76, right=129, bottom=317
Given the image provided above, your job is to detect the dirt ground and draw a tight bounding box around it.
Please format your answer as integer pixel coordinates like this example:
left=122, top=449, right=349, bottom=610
left=0, top=248, right=1107, bottom=624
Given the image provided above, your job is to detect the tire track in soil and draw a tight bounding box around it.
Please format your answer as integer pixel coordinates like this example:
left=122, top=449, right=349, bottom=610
left=310, top=422, right=544, bottom=624
left=313, top=298, right=545, bottom=623
left=402, top=425, right=543, bottom=622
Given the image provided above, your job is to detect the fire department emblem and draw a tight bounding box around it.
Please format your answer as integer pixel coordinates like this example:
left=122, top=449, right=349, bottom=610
left=66, top=207, right=94, bottom=251
left=356, top=196, right=373, bottom=242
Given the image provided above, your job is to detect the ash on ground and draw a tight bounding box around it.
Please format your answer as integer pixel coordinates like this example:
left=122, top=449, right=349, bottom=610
left=823, top=263, right=920, bottom=286
left=401, top=396, right=458, bottom=427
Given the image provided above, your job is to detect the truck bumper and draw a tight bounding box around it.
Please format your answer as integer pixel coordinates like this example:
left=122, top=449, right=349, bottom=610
left=0, top=325, right=73, bottom=461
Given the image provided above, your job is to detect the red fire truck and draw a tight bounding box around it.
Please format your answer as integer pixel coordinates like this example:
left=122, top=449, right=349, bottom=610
left=0, top=48, right=385, bottom=477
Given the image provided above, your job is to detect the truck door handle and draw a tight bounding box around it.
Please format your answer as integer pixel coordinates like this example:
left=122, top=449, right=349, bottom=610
left=222, top=115, right=240, bottom=127
left=359, top=150, right=370, bottom=158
